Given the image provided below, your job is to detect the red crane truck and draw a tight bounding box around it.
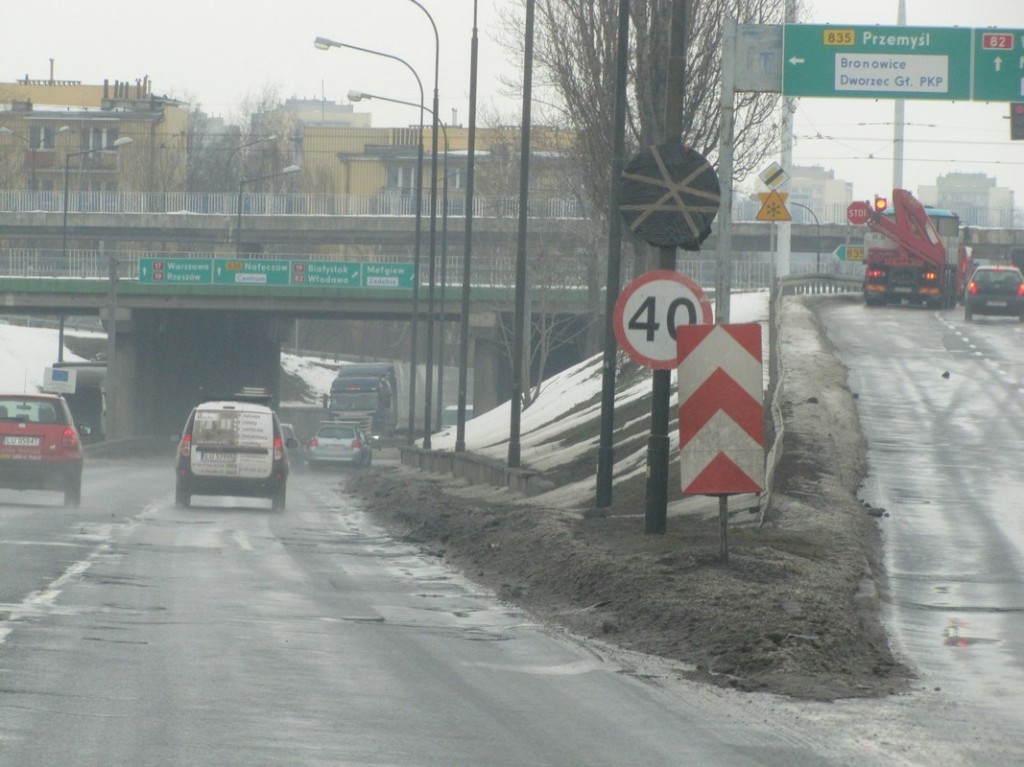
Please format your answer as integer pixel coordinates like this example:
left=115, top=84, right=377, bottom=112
left=859, top=189, right=970, bottom=309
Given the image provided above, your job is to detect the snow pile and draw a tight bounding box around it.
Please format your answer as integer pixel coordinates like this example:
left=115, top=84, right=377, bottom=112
left=279, top=353, right=339, bottom=405
left=0, top=322, right=93, bottom=393
left=427, top=291, right=770, bottom=492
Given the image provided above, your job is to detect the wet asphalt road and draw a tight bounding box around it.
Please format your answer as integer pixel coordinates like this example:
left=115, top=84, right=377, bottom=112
left=820, top=301, right=1024, bottom=742
left=3, top=298, right=1024, bottom=767
left=0, top=459, right=887, bottom=766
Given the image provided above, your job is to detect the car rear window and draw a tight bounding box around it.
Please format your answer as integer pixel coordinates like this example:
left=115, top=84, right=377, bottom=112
left=192, top=407, right=273, bottom=448
left=0, top=398, right=65, bottom=425
left=317, top=426, right=356, bottom=440
left=975, top=269, right=1023, bottom=286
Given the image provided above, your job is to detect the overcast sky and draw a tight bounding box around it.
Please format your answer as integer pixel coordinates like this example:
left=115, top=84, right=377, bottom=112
left=2, top=0, right=1022, bottom=207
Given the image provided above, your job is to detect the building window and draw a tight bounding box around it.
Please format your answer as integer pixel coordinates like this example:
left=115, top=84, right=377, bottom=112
left=80, top=127, right=120, bottom=151
left=386, top=164, right=416, bottom=192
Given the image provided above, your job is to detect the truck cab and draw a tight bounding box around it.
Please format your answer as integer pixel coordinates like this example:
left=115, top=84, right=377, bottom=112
left=328, top=374, right=395, bottom=438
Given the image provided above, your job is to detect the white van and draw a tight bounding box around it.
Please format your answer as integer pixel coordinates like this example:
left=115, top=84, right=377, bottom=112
left=175, top=399, right=292, bottom=510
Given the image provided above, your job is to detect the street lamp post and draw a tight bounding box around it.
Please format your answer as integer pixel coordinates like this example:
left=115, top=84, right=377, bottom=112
left=315, top=35, right=427, bottom=445
left=790, top=201, right=821, bottom=272
left=63, top=136, right=134, bottom=261
left=401, top=0, right=442, bottom=449
left=348, top=90, right=450, bottom=428
left=5, top=125, right=70, bottom=360
left=508, top=0, right=536, bottom=469
left=456, top=0, right=480, bottom=453
left=227, top=134, right=278, bottom=187
left=59, top=135, right=132, bottom=438
left=236, top=165, right=300, bottom=256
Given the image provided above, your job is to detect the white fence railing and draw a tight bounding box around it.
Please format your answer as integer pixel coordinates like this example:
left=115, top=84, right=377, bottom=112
left=0, top=190, right=586, bottom=219
left=2, top=189, right=1021, bottom=227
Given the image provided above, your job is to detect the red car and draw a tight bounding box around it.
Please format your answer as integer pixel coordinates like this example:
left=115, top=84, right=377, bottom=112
left=0, top=394, right=84, bottom=507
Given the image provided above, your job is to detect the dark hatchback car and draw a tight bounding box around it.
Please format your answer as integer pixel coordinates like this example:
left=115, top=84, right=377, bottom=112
left=964, top=265, right=1024, bottom=322
left=0, top=394, right=84, bottom=507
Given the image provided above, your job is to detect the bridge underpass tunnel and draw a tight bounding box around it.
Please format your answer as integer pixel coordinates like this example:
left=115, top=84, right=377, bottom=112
left=112, top=309, right=289, bottom=440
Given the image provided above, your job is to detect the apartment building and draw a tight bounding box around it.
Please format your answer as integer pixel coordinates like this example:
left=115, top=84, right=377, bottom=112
left=0, top=74, right=188, bottom=195
left=1, top=74, right=580, bottom=214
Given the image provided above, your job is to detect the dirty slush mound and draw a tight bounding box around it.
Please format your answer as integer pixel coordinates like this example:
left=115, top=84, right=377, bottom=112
left=348, top=296, right=912, bottom=701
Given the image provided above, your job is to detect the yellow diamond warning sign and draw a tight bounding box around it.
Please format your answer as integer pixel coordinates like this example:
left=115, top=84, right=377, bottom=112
left=755, top=190, right=791, bottom=222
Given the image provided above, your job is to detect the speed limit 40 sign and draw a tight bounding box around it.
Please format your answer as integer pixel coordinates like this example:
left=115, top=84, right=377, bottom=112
left=614, top=270, right=713, bottom=369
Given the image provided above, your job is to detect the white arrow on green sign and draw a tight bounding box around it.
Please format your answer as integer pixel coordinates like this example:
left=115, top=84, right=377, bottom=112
left=972, top=29, right=1024, bottom=101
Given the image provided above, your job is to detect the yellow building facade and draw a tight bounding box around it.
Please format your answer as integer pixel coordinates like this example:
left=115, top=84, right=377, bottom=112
left=1, top=75, right=579, bottom=206
left=0, top=75, right=188, bottom=194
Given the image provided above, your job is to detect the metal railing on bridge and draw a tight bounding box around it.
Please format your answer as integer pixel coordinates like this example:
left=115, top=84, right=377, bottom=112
left=3, top=189, right=1022, bottom=228
left=0, top=247, right=861, bottom=292
left=0, top=189, right=588, bottom=220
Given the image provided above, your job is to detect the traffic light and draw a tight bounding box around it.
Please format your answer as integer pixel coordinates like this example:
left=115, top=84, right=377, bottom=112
left=873, top=196, right=888, bottom=213
left=1011, top=103, right=1024, bottom=141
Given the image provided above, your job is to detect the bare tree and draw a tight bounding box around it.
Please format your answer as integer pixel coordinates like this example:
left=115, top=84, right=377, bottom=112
left=497, top=0, right=791, bottom=206
left=493, top=237, right=600, bottom=408
left=492, top=0, right=796, bottom=334
left=182, top=85, right=297, bottom=195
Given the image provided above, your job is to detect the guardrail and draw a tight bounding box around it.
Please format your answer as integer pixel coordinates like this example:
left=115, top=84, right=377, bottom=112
left=0, top=248, right=820, bottom=291
left=757, top=271, right=862, bottom=523
left=776, top=272, right=862, bottom=296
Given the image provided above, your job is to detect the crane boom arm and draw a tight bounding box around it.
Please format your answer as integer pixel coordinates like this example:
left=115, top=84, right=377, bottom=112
left=866, top=189, right=947, bottom=268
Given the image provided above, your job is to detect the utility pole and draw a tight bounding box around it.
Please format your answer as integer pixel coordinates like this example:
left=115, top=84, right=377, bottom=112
left=644, top=0, right=688, bottom=534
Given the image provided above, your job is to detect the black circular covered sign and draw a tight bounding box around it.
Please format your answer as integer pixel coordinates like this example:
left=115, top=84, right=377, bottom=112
left=618, top=144, right=720, bottom=251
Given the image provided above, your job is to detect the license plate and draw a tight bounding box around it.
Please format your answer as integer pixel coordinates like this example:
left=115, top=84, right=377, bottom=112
left=2, top=435, right=40, bottom=447
left=986, top=300, right=1007, bottom=307
left=201, top=451, right=236, bottom=462
left=893, top=287, right=912, bottom=293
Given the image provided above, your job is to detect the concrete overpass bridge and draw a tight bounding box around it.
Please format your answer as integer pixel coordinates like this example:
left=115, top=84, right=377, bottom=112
left=0, top=272, right=592, bottom=441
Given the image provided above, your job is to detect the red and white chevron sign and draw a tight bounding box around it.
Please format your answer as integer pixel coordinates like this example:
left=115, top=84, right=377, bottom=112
left=676, top=323, right=764, bottom=495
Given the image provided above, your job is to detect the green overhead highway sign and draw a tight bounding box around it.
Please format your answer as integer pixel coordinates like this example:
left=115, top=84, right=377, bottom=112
left=364, top=263, right=415, bottom=289
left=139, top=258, right=213, bottom=284
left=784, top=24, right=1024, bottom=102
left=214, top=259, right=291, bottom=285
left=139, top=258, right=415, bottom=289
left=783, top=24, right=972, bottom=100
left=291, top=261, right=362, bottom=287
left=972, top=29, right=1024, bottom=101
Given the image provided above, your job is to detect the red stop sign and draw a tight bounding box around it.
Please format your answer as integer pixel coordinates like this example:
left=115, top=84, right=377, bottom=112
left=847, top=201, right=871, bottom=225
